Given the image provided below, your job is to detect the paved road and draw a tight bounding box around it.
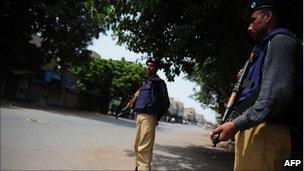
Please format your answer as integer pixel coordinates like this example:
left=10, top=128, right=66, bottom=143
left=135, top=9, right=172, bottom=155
left=1, top=104, right=233, bottom=170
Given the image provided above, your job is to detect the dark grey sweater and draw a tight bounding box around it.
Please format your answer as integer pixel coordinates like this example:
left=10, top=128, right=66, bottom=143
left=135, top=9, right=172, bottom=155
left=233, top=34, right=300, bottom=131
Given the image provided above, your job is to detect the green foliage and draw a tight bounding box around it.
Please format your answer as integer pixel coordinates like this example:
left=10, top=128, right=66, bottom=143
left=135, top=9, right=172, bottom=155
left=109, top=0, right=302, bottom=115
left=70, top=57, right=109, bottom=91
left=109, top=59, right=146, bottom=98
left=2, top=0, right=301, bottom=118
left=109, top=0, right=251, bottom=113
left=1, top=0, right=112, bottom=70
left=69, top=57, right=146, bottom=101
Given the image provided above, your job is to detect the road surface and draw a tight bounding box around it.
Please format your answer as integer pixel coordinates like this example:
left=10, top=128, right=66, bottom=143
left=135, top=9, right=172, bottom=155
left=1, top=103, right=233, bottom=170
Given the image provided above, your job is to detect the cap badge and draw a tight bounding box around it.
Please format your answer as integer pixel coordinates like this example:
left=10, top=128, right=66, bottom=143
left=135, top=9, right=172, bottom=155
left=251, top=2, right=256, bottom=9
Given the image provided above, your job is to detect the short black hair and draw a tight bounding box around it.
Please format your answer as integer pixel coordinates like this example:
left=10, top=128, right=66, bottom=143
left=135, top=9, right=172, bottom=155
left=146, top=57, right=160, bottom=67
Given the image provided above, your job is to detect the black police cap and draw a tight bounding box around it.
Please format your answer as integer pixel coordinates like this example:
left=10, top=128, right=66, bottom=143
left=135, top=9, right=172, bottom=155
left=249, top=0, right=289, bottom=12
left=146, top=57, right=160, bottom=67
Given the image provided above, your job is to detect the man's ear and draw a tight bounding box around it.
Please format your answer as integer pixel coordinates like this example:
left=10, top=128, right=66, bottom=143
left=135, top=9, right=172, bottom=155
left=264, top=11, right=273, bottom=23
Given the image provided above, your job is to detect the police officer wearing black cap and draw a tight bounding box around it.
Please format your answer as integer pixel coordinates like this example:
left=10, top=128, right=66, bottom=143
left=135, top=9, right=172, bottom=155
left=133, top=57, right=170, bottom=171
left=210, top=0, right=302, bottom=170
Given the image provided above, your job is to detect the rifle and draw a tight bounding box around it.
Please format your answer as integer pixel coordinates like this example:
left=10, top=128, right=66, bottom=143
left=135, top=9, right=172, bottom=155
left=212, top=52, right=255, bottom=147
left=115, top=89, right=140, bottom=119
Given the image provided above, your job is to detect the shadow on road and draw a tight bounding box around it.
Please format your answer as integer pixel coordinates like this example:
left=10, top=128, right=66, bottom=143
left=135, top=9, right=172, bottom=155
left=123, top=143, right=234, bottom=171
left=153, top=143, right=234, bottom=171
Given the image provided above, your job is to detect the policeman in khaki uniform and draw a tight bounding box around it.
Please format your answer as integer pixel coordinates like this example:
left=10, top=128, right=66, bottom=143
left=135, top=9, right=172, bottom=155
left=210, top=0, right=302, bottom=170
left=133, top=57, right=170, bottom=171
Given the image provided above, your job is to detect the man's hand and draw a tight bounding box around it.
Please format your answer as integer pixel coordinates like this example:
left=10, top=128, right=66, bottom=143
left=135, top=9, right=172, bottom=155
left=209, top=121, right=238, bottom=143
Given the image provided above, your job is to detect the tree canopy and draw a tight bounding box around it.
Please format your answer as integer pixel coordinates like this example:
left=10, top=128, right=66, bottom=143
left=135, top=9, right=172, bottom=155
left=1, top=0, right=302, bottom=116
left=1, top=0, right=111, bottom=71
left=109, top=0, right=302, bottom=113
left=69, top=55, right=146, bottom=102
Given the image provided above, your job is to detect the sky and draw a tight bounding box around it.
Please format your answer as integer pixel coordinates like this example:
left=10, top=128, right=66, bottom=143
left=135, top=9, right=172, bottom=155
left=87, top=32, right=216, bottom=123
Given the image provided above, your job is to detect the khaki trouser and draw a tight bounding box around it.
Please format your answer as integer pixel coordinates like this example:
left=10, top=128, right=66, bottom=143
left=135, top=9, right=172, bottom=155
left=234, top=122, right=291, bottom=171
left=134, top=113, right=157, bottom=171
